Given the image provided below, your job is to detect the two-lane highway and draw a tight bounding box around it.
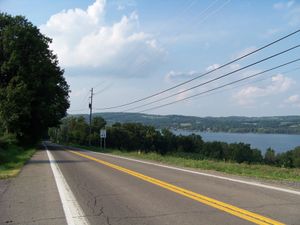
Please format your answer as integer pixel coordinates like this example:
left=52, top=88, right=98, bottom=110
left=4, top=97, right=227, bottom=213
left=46, top=143, right=300, bottom=225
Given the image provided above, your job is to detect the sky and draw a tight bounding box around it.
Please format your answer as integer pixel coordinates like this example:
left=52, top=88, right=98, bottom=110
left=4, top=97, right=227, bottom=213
left=1, top=0, right=300, bottom=117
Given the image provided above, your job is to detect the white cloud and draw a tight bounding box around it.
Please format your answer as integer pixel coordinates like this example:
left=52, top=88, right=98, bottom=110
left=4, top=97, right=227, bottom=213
left=273, top=1, right=300, bottom=26
left=235, top=46, right=257, bottom=58
left=288, top=6, right=300, bottom=26
left=165, top=62, right=242, bottom=85
left=206, top=64, right=220, bottom=71
left=262, top=28, right=281, bottom=38
left=234, top=74, right=294, bottom=106
left=205, top=63, right=241, bottom=75
left=285, top=94, right=300, bottom=107
left=229, top=63, right=240, bottom=70
left=165, top=70, right=197, bottom=83
left=70, top=88, right=88, bottom=97
left=40, top=0, right=165, bottom=77
left=117, top=5, right=125, bottom=11
left=273, top=1, right=295, bottom=10
left=175, top=88, right=193, bottom=101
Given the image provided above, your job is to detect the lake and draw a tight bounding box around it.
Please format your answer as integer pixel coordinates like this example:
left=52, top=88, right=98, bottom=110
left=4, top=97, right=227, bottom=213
left=173, top=130, right=300, bottom=153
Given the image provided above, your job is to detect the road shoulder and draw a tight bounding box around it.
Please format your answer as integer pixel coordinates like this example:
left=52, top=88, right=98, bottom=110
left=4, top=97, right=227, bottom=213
left=0, top=147, right=67, bottom=225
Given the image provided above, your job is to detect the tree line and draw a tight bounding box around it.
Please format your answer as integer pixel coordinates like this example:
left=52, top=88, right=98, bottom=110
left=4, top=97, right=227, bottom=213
left=94, top=113, right=300, bottom=134
left=0, top=13, right=69, bottom=147
left=49, top=116, right=300, bottom=168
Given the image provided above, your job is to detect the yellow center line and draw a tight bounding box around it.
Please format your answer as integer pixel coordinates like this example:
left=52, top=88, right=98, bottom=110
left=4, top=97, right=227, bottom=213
left=68, top=150, right=285, bottom=225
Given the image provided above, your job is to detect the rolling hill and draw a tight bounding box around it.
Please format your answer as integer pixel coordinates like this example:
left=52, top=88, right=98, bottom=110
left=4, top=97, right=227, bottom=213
left=70, top=112, right=300, bottom=134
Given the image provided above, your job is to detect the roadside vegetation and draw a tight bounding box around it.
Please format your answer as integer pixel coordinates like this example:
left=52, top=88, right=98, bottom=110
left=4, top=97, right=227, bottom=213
left=0, top=134, right=35, bottom=179
left=49, top=116, right=300, bottom=181
left=0, top=13, right=69, bottom=178
left=69, top=144, right=300, bottom=182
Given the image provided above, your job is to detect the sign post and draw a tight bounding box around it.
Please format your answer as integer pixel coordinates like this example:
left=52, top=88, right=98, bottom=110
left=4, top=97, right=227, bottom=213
left=100, top=129, right=106, bottom=150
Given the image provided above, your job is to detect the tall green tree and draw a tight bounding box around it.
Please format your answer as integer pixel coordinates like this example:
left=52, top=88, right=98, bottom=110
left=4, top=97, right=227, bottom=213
left=292, top=147, right=300, bottom=168
left=0, top=13, right=69, bottom=145
left=264, top=148, right=276, bottom=165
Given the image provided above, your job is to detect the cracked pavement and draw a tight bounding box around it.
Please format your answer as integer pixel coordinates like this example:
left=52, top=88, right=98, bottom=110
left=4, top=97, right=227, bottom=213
left=0, top=148, right=67, bottom=225
left=1, top=143, right=300, bottom=225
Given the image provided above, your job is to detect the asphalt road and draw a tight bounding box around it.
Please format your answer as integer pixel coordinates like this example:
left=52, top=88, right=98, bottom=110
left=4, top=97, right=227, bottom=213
left=1, top=143, right=300, bottom=225
left=0, top=146, right=67, bottom=225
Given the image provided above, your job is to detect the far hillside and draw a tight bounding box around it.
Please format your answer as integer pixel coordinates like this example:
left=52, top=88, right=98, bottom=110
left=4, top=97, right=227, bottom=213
left=71, top=112, right=300, bottom=134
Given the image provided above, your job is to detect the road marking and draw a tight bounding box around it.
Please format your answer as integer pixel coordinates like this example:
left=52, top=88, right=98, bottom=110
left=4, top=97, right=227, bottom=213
left=83, top=149, right=300, bottom=196
left=44, top=144, right=90, bottom=225
left=69, top=150, right=285, bottom=225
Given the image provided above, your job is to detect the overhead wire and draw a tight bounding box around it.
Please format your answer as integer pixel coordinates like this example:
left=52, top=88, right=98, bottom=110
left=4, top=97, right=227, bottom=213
left=116, top=0, right=202, bottom=78
left=92, top=79, right=108, bottom=89
left=109, top=0, right=228, bottom=83
left=93, top=83, right=113, bottom=96
left=191, top=0, right=231, bottom=29
left=67, top=88, right=90, bottom=113
left=92, top=62, right=300, bottom=119
left=187, top=65, right=300, bottom=101
left=84, top=0, right=231, bottom=113
left=122, top=44, right=300, bottom=111
left=96, top=43, right=300, bottom=111
left=135, top=58, right=300, bottom=113
left=94, top=28, right=300, bottom=110
left=69, top=81, right=112, bottom=112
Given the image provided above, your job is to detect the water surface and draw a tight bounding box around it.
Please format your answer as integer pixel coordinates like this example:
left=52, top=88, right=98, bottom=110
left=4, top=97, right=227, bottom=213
left=173, top=130, right=300, bottom=153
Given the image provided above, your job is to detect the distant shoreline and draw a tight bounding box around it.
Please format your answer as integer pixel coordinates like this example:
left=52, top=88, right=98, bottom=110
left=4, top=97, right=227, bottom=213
left=171, top=129, right=300, bottom=136
left=70, top=112, right=300, bottom=136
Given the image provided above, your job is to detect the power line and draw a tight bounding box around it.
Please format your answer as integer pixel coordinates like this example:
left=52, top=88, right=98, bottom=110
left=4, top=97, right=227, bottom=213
left=192, top=0, right=231, bottom=29
left=74, top=65, right=300, bottom=118
left=95, top=28, right=300, bottom=110
left=115, top=0, right=205, bottom=79
left=192, top=65, right=300, bottom=100
left=135, top=58, right=300, bottom=113
left=92, top=79, right=108, bottom=89
left=123, top=44, right=300, bottom=111
left=93, top=83, right=113, bottom=96
left=129, top=0, right=228, bottom=80
left=79, top=90, right=90, bottom=108
left=97, top=44, right=300, bottom=111
left=68, top=83, right=112, bottom=113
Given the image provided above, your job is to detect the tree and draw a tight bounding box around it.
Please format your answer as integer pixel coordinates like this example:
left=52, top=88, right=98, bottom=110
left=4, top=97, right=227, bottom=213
left=264, top=148, right=276, bottom=165
left=0, top=13, right=69, bottom=145
left=90, top=116, right=106, bottom=145
left=292, top=147, right=300, bottom=168
left=92, top=117, right=106, bottom=133
left=229, top=143, right=255, bottom=163
left=160, top=128, right=176, bottom=154
left=277, top=151, right=294, bottom=168
left=203, top=141, right=224, bottom=160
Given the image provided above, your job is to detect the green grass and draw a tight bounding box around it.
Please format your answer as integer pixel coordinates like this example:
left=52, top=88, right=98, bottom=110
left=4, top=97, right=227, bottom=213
left=0, top=145, right=36, bottom=179
left=69, top=144, right=300, bottom=182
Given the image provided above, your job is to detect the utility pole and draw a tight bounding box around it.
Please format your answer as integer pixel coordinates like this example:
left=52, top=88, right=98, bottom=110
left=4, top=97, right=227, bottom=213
left=88, top=88, right=93, bottom=146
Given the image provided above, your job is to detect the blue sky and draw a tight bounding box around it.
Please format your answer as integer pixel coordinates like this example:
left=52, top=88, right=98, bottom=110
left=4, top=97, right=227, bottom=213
left=1, top=0, right=300, bottom=116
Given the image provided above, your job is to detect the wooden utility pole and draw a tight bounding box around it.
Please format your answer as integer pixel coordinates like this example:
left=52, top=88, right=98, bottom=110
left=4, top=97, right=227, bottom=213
left=88, top=88, right=93, bottom=146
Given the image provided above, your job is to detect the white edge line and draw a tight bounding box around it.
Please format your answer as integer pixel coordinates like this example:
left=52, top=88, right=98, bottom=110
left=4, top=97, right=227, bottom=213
left=80, top=148, right=300, bottom=196
left=44, top=143, right=90, bottom=225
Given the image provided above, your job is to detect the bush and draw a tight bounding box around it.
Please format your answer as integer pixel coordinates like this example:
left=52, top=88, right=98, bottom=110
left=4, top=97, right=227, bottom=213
left=292, top=147, right=300, bottom=168
left=0, top=133, right=17, bottom=149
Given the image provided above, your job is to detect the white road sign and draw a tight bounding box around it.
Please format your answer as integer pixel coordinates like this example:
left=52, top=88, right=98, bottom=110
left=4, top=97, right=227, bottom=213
left=100, top=129, right=106, bottom=138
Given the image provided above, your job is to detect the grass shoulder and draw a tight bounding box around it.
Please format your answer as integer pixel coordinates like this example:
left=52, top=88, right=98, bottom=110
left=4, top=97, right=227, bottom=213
left=69, top=144, right=300, bottom=182
left=0, top=145, right=36, bottom=179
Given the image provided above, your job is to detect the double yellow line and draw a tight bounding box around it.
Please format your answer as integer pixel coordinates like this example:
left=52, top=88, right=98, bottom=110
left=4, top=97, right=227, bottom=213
left=68, top=150, right=285, bottom=225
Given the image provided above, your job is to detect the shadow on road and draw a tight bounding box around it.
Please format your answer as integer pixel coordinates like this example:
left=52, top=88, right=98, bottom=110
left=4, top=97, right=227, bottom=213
left=27, top=159, right=88, bottom=164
